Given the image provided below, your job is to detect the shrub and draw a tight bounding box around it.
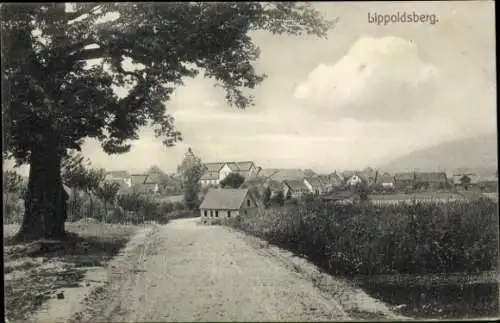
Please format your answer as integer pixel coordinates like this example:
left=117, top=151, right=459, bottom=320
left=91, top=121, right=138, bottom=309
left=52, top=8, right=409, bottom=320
left=229, top=198, right=499, bottom=276
left=3, top=195, right=24, bottom=224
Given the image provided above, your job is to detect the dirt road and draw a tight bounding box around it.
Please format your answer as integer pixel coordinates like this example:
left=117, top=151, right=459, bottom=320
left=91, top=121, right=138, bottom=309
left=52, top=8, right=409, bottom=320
left=72, top=218, right=399, bottom=322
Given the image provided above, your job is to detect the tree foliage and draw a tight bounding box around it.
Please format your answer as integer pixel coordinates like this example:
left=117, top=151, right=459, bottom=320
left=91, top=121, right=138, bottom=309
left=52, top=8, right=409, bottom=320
left=1, top=3, right=334, bottom=239
left=61, top=151, right=90, bottom=190
left=220, top=172, right=245, bottom=189
left=3, top=170, right=24, bottom=194
left=180, top=149, right=203, bottom=211
left=95, top=181, right=120, bottom=214
left=2, top=3, right=334, bottom=163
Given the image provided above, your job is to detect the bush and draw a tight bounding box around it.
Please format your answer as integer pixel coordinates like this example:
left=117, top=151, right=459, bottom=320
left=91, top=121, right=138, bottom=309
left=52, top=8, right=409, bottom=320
left=229, top=198, right=499, bottom=276
left=3, top=195, right=24, bottom=224
left=173, top=201, right=185, bottom=211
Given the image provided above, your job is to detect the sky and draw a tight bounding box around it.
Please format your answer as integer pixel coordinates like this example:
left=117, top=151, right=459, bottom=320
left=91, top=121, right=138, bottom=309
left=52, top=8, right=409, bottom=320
left=6, top=1, right=496, bottom=176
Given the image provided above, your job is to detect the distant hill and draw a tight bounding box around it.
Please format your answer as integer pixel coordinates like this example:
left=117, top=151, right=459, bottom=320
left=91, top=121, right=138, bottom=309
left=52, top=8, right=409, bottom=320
left=380, top=134, right=498, bottom=174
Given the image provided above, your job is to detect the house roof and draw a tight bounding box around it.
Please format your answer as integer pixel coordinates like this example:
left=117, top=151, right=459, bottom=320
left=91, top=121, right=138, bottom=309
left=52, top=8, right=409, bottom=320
left=145, top=172, right=162, bottom=184
left=204, top=161, right=256, bottom=173
left=106, top=170, right=129, bottom=178
left=345, top=173, right=369, bottom=183
left=226, top=162, right=240, bottom=171
left=256, top=169, right=280, bottom=179
left=283, top=179, right=309, bottom=191
left=414, top=172, right=447, bottom=183
left=200, top=172, right=219, bottom=180
left=304, top=176, right=326, bottom=188
left=203, top=162, right=226, bottom=172
left=199, top=188, right=249, bottom=210
left=361, top=170, right=378, bottom=180
left=394, top=172, right=415, bottom=181
left=267, top=169, right=306, bottom=182
left=130, top=174, right=149, bottom=185
left=235, top=161, right=254, bottom=171
left=378, top=173, right=395, bottom=184
left=328, top=172, right=342, bottom=181
left=341, top=170, right=359, bottom=179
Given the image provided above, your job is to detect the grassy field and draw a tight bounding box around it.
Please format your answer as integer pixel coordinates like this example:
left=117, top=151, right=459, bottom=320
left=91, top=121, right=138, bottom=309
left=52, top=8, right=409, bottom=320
left=4, top=223, right=140, bottom=322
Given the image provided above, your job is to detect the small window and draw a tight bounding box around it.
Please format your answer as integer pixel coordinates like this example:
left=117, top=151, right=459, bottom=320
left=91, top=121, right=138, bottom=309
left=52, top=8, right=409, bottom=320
left=247, top=199, right=250, bottom=207
left=228, top=211, right=231, bottom=218
left=215, top=211, right=219, bottom=217
left=204, top=210, right=207, bottom=217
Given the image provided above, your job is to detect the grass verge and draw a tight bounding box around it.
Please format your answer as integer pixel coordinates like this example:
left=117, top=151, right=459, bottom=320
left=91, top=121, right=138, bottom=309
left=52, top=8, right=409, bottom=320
left=3, top=223, right=138, bottom=322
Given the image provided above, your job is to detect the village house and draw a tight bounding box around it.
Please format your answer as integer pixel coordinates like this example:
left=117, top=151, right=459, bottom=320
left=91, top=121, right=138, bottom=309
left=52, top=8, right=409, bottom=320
left=129, top=174, right=160, bottom=195
left=342, top=171, right=365, bottom=187
left=452, top=173, right=479, bottom=190
left=377, top=172, right=396, bottom=190
left=414, top=172, right=448, bottom=190
left=360, top=167, right=379, bottom=186
left=282, top=179, right=310, bottom=199
left=262, top=168, right=306, bottom=183
left=105, top=170, right=132, bottom=187
left=303, top=176, right=328, bottom=195
left=199, top=188, right=258, bottom=220
left=199, top=161, right=261, bottom=186
left=476, top=173, right=498, bottom=192
left=326, top=172, right=344, bottom=190
left=394, top=172, right=416, bottom=190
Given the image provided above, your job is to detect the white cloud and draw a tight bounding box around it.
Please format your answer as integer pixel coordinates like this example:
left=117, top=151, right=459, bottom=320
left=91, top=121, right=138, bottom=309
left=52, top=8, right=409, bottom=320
left=294, top=36, right=439, bottom=122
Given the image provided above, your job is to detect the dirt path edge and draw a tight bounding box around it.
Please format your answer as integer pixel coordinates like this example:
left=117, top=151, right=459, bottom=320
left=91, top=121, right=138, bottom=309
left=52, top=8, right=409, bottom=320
left=67, top=224, right=159, bottom=323
left=227, top=226, right=413, bottom=321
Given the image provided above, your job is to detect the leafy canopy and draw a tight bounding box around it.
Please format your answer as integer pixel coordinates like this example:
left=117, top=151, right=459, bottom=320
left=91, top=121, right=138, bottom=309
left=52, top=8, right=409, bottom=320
left=2, top=3, right=334, bottom=164
left=220, top=172, right=245, bottom=188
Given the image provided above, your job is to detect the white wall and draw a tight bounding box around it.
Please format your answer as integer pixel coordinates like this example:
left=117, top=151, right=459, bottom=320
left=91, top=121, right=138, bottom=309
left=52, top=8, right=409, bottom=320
left=218, top=164, right=232, bottom=182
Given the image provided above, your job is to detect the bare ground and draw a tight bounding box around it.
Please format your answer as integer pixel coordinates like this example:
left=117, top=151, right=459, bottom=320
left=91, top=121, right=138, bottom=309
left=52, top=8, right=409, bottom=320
left=70, top=218, right=404, bottom=322
left=3, top=223, right=140, bottom=323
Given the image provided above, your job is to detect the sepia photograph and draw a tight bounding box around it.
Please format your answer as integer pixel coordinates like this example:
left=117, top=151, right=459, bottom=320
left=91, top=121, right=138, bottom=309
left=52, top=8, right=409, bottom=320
left=2, top=1, right=498, bottom=322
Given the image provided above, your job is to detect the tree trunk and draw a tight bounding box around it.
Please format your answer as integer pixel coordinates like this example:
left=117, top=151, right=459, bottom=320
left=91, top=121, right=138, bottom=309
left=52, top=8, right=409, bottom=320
left=14, top=148, right=67, bottom=241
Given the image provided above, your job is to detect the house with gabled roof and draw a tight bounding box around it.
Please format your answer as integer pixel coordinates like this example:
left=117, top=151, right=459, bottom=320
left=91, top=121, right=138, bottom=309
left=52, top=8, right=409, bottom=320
left=394, top=172, right=416, bottom=190
left=282, top=179, right=310, bottom=199
left=105, top=170, right=132, bottom=187
left=200, top=161, right=260, bottom=186
left=326, top=172, right=343, bottom=188
left=128, top=174, right=160, bottom=195
left=377, top=172, right=396, bottom=189
left=414, top=172, right=448, bottom=190
left=343, top=171, right=367, bottom=187
left=304, top=176, right=328, bottom=195
left=199, top=188, right=258, bottom=221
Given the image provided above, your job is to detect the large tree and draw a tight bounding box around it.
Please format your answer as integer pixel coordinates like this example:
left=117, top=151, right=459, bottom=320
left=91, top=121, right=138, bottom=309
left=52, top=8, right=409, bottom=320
left=2, top=3, right=334, bottom=240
